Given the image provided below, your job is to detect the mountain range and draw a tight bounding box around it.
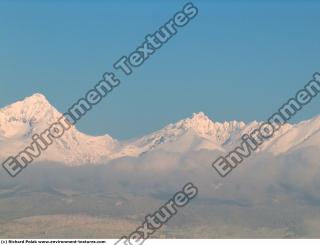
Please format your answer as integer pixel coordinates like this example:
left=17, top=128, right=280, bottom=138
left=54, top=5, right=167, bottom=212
left=0, top=93, right=319, bottom=165
left=1, top=93, right=320, bottom=239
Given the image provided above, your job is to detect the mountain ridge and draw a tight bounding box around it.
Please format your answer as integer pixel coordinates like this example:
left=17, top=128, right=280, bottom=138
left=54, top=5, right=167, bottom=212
left=0, top=93, right=319, bottom=165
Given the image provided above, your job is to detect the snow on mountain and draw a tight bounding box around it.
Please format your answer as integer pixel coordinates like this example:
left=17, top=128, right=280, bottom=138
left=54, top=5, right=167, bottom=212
left=0, top=93, right=118, bottom=165
left=113, top=112, right=246, bottom=157
left=221, top=120, right=294, bottom=153
left=263, top=115, right=320, bottom=155
left=0, top=93, right=319, bottom=165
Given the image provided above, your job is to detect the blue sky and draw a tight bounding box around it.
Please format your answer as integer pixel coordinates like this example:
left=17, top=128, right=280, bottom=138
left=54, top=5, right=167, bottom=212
left=1, top=0, right=319, bottom=139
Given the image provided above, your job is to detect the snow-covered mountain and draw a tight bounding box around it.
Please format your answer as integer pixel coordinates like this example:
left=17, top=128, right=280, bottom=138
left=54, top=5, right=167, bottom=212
left=115, top=112, right=246, bottom=157
left=0, top=93, right=319, bottom=165
left=262, top=115, right=320, bottom=155
left=0, top=94, right=118, bottom=165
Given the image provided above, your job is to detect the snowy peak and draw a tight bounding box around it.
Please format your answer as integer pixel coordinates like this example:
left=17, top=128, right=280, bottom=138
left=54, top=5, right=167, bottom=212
left=188, top=112, right=212, bottom=124
left=0, top=93, right=118, bottom=165
left=176, top=112, right=215, bottom=133
left=1, top=93, right=59, bottom=123
left=23, top=93, right=53, bottom=112
left=24, top=93, right=49, bottom=103
left=3, top=93, right=51, bottom=111
left=171, top=112, right=246, bottom=144
left=114, top=113, right=247, bottom=157
left=0, top=93, right=65, bottom=142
